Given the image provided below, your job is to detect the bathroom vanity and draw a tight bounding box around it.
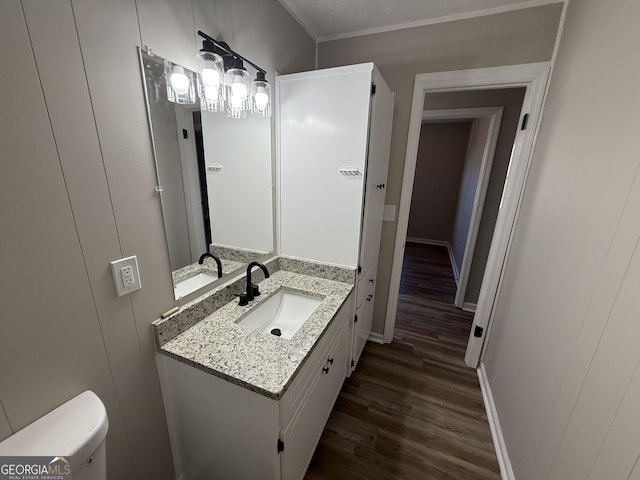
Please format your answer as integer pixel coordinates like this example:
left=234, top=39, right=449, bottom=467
left=154, top=261, right=354, bottom=480
left=152, top=62, right=394, bottom=480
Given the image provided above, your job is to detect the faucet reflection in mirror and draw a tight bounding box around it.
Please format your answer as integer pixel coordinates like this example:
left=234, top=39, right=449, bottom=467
left=162, top=31, right=272, bottom=119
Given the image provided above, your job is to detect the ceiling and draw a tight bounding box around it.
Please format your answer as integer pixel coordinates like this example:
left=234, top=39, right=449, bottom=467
left=278, top=0, right=561, bottom=41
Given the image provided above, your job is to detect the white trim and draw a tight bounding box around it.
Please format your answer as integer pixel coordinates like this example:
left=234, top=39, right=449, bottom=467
left=422, top=106, right=502, bottom=122
left=462, top=302, right=477, bottom=313
left=406, top=237, right=459, bottom=285
left=368, top=332, right=385, bottom=344
left=477, top=363, right=515, bottom=480
left=421, top=107, right=503, bottom=308
left=406, top=237, right=448, bottom=246
left=475, top=0, right=570, bottom=365
left=317, top=0, right=564, bottom=42
left=382, top=63, right=551, bottom=371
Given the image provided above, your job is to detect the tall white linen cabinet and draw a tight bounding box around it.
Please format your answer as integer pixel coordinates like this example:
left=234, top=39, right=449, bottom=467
left=277, top=63, right=394, bottom=369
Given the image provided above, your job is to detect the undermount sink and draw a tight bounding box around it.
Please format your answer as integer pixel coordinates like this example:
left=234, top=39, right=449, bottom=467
left=238, top=290, right=323, bottom=339
left=174, top=272, right=218, bottom=299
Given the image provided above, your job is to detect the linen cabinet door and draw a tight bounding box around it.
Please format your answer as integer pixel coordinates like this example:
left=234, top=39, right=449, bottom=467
left=357, top=67, right=394, bottom=275
left=277, top=64, right=373, bottom=268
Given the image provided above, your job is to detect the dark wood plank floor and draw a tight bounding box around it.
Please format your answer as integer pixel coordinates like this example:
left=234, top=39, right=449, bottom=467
left=305, top=243, right=500, bottom=480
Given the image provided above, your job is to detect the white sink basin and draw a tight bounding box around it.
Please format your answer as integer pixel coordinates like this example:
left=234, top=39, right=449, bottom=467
left=238, top=290, right=323, bottom=339
left=174, top=272, right=218, bottom=299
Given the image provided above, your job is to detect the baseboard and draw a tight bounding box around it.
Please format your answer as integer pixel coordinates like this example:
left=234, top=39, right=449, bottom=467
left=406, top=237, right=459, bottom=285
left=477, top=364, right=515, bottom=480
left=462, top=302, right=477, bottom=312
left=406, top=237, right=448, bottom=247
left=368, top=332, right=385, bottom=344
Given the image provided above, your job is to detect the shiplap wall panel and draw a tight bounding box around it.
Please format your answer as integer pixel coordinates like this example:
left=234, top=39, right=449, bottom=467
left=629, top=458, right=640, bottom=480
left=136, top=0, right=198, bottom=70
left=70, top=0, right=176, bottom=477
left=547, top=198, right=640, bottom=479
left=588, top=357, right=640, bottom=479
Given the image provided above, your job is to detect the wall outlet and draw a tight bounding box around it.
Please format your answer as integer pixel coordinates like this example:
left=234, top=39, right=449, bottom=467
left=110, top=255, right=142, bottom=297
left=383, top=205, right=396, bottom=222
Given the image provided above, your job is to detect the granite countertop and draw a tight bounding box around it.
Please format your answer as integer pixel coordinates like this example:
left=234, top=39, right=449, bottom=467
left=159, top=270, right=353, bottom=400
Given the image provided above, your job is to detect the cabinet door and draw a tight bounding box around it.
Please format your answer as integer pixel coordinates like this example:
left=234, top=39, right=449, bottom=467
left=280, top=322, right=349, bottom=480
left=357, top=68, right=394, bottom=274
left=278, top=64, right=373, bottom=268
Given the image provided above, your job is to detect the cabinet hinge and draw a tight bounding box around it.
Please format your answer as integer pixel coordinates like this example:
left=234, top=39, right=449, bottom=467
left=357, top=265, right=362, bottom=274
left=351, top=359, right=355, bottom=367
left=371, top=84, right=376, bottom=95
left=520, top=113, right=529, bottom=131
left=182, top=128, right=188, bottom=139
left=354, top=314, right=358, bottom=323
left=277, top=438, right=284, bottom=454
left=474, top=325, right=484, bottom=338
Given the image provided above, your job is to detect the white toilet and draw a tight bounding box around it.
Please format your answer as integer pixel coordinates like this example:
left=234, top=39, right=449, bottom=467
left=0, top=390, right=109, bottom=480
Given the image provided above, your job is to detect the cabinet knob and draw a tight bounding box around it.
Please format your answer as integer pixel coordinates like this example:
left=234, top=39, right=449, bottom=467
left=322, top=367, right=330, bottom=374
left=327, top=358, right=334, bottom=365
left=376, top=183, right=385, bottom=189
left=366, top=294, right=373, bottom=302
left=369, top=278, right=374, bottom=283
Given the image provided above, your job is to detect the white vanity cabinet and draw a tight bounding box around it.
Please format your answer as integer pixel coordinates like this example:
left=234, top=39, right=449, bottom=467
left=156, top=293, right=354, bottom=480
left=277, top=63, right=394, bottom=370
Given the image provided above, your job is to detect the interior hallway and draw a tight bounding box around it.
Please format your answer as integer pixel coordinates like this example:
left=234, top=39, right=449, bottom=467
left=305, top=243, right=500, bottom=479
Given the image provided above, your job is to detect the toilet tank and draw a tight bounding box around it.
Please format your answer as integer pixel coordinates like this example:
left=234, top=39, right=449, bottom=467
left=0, top=390, right=109, bottom=480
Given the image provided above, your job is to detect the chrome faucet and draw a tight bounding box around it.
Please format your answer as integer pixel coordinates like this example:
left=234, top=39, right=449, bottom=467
left=198, top=252, right=223, bottom=278
left=237, top=261, right=270, bottom=306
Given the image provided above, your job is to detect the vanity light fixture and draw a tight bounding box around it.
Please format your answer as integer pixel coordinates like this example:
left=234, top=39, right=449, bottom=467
left=196, top=31, right=272, bottom=118
left=197, top=39, right=226, bottom=112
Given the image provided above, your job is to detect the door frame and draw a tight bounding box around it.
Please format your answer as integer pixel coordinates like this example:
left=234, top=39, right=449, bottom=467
left=421, top=106, right=503, bottom=311
left=383, top=62, right=550, bottom=367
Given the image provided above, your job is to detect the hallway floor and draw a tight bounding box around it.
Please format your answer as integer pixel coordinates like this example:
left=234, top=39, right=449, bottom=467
left=305, top=243, right=501, bottom=479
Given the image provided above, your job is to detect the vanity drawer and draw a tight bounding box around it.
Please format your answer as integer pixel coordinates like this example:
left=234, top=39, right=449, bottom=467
left=356, top=262, right=376, bottom=307
left=280, top=292, right=353, bottom=427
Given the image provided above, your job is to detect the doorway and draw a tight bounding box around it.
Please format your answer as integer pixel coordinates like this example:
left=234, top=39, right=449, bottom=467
left=384, top=63, right=550, bottom=367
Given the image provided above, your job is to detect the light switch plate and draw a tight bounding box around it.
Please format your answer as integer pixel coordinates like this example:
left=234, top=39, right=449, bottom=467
left=110, top=255, right=142, bottom=297
left=383, top=205, right=396, bottom=222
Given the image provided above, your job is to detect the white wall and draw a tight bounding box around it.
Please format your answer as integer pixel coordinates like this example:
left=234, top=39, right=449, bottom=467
left=0, top=1, right=314, bottom=478
left=483, top=0, right=640, bottom=478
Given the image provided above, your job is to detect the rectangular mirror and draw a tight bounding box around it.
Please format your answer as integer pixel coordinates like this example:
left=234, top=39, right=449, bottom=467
left=138, top=48, right=273, bottom=300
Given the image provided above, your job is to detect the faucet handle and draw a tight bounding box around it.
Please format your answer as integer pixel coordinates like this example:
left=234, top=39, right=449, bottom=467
left=251, top=284, right=261, bottom=297
left=235, top=292, right=249, bottom=306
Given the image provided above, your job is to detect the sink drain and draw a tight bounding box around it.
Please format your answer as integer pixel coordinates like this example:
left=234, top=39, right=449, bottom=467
left=270, top=328, right=282, bottom=337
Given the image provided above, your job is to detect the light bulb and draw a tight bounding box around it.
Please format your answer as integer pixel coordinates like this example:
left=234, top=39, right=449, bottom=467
left=231, top=77, right=248, bottom=99
left=170, top=66, right=190, bottom=95
left=231, top=94, right=244, bottom=109
left=254, top=88, right=269, bottom=110
left=204, top=85, right=217, bottom=100
left=202, top=67, right=220, bottom=87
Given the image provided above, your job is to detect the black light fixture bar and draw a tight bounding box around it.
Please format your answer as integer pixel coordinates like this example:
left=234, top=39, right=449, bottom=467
left=197, top=31, right=266, bottom=75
